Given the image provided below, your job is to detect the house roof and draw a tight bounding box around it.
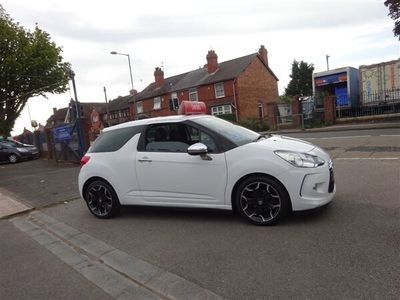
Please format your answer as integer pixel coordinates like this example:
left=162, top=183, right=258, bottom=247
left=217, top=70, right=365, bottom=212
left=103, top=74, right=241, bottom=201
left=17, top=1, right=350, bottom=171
left=46, top=102, right=109, bottom=125
left=79, top=102, right=108, bottom=115
left=46, top=107, right=69, bottom=124
left=107, top=95, right=133, bottom=112
left=136, top=53, right=278, bottom=101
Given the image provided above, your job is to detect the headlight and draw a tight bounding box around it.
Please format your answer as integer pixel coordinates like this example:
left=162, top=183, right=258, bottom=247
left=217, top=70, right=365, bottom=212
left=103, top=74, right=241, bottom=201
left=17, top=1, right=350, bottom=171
left=274, top=150, right=325, bottom=168
left=16, top=147, right=29, bottom=152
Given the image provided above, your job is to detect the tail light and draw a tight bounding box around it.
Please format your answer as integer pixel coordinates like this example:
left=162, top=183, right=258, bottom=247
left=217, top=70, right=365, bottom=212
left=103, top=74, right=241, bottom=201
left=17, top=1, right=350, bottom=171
left=80, top=155, right=90, bottom=166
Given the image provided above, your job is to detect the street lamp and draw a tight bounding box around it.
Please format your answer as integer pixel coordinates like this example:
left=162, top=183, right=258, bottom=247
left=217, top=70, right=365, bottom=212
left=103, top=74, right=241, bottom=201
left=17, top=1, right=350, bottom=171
left=110, top=51, right=136, bottom=119
left=110, top=51, right=134, bottom=91
left=326, top=54, right=330, bottom=71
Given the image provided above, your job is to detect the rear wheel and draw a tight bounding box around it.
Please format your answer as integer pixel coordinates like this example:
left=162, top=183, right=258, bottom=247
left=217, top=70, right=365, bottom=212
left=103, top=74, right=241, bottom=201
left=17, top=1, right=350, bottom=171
left=8, top=154, right=18, bottom=164
left=84, top=180, right=120, bottom=218
left=235, top=176, right=289, bottom=225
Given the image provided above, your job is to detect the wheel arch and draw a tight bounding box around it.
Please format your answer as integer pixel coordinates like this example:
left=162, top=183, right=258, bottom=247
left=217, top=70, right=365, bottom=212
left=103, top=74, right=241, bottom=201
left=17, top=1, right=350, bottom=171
left=230, top=172, right=292, bottom=213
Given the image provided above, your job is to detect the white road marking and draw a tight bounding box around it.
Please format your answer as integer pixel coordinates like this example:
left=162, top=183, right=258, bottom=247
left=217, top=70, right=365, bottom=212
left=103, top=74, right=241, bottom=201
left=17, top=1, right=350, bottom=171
left=320, top=135, right=371, bottom=140
left=302, top=134, right=399, bottom=140
left=335, top=157, right=400, bottom=160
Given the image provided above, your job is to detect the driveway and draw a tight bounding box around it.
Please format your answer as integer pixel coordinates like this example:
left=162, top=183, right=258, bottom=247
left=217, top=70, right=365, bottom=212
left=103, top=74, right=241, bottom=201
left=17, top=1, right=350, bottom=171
left=0, top=159, right=80, bottom=208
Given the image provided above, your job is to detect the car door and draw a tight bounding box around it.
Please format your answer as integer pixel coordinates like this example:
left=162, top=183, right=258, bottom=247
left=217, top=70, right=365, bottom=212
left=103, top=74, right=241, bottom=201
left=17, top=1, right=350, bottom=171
left=135, top=122, right=228, bottom=206
left=0, top=144, right=8, bottom=161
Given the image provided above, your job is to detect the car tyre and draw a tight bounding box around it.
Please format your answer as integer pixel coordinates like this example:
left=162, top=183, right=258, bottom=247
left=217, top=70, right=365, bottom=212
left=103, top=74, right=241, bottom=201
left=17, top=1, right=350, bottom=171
left=84, top=180, right=120, bottom=219
left=8, top=154, right=18, bottom=164
left=235, top=176, right=289, bottom=225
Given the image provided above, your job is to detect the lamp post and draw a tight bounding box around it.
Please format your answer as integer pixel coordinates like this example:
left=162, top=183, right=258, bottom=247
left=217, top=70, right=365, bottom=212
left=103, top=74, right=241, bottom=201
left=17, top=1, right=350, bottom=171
left=326, top=54, right=330, bottom=71
left=110, top=51, right=136, bottom=119
left=110, top=51, right=134, bottom=91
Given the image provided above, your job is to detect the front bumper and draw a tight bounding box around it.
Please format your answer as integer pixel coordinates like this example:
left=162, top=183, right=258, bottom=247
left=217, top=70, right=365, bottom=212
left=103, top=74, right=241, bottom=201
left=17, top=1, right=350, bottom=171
left=19, top=151, right=39, bottom=160
left=279, top=163, right=336, bottom=211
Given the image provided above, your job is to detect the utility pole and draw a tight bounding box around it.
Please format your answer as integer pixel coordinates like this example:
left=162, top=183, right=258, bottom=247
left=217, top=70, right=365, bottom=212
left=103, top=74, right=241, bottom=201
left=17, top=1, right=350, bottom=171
left=69, top=70, right=85, bottom=156
left=326, top=54, right=330, bottom=70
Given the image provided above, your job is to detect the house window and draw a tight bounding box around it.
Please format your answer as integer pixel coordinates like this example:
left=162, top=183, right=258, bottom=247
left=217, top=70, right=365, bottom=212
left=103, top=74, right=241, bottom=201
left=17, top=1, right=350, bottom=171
left=214, top=82, right=225, bottom=98
left=189, top=88, right=198, bottom=102
left=170, top=92, right=179, bottom=110
left=136, top=101, right=143, bottom=114
left=211, top=104, right=232, bottom=116
left=153, top=97, right=161, bottom=110
left=258, top=102, right=264, bottom=119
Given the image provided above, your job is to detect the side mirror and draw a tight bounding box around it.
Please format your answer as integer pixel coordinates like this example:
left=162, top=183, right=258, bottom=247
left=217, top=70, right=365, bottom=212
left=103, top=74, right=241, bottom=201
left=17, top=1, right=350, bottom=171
left=187, top=143, right=208, bottom=156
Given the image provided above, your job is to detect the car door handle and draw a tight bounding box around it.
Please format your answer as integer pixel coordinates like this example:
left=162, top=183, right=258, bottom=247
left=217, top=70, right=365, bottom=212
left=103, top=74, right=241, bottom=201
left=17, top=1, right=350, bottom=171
left=138, top=157, right=152, bottom=163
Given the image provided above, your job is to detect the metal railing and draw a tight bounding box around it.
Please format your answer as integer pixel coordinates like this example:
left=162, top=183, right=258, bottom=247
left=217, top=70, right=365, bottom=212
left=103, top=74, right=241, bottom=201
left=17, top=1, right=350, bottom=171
left=337, top=89, right=400, bottom=118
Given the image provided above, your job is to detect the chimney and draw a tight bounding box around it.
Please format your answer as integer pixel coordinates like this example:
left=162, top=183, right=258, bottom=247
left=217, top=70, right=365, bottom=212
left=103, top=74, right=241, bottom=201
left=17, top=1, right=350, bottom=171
left=258, top=45, right=268, bottom=67
left=53, top=107, right=57, bottom=115
left=154, top=67, right=165, bottom=87
left=206, top=50, right=218, bottom=73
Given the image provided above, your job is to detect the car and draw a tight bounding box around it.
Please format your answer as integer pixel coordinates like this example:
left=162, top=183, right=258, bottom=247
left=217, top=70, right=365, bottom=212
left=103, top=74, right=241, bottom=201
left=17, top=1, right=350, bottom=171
left=0, top=140, right=39, bottom=163
left=78, top=102, right=335, bottom=225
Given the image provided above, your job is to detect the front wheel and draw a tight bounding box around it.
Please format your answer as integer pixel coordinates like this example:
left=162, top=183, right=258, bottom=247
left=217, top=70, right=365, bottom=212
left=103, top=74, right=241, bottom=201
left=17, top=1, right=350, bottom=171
left=235, top=176, right=289, bottom=225
left=84, top=180, right=120, bottom=218
left=9, top=154, right=18, bottom=164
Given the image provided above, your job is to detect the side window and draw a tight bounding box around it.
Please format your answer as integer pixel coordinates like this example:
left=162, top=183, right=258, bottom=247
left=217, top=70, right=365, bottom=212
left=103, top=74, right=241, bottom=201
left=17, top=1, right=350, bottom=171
left=186, top=126, right=217, bottom=153
left=144, top=124, right=190, bottom=153
left=142, top=123, right=217, bottom=153
left=89, top=126, right=142, bottom=153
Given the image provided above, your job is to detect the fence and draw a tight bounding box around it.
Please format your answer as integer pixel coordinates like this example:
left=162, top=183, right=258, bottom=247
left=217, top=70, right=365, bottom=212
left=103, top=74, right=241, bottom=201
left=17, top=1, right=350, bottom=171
left=14, top=123, right=84, bottom=163
left=337, top=89, right=400, bottom=119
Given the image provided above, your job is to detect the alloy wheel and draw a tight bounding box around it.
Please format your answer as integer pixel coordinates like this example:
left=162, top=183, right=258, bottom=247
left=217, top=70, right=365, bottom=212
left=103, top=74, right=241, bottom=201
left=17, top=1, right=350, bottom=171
left=87, top=183, right=113, bottom=217
left=9, top=154, right=17, bottom=164
left=239, top=181, right=281, bottom=223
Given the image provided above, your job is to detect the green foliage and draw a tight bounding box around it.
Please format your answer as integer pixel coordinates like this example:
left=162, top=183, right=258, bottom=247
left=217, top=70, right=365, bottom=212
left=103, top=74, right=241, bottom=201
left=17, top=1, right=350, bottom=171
left=384, top=0, right=400, bottom=39
left=278, top=95, right=292, bottom=103
left=239, top=118, right=269, bottom=132
left=0, top=5, right=70, bottom=137
left=284, top=60, right=314, bottom=97
left=216, top=113, right=236, bottom=122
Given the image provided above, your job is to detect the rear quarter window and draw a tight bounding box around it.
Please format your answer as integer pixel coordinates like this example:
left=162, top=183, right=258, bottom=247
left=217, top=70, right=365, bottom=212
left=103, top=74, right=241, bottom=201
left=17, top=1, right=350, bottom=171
left=89, top=126, right=143, bottom=153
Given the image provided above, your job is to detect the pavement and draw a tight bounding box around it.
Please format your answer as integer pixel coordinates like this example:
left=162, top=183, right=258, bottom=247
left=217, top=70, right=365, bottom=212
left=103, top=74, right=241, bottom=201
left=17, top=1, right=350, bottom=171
left=0, top=189, right=32, bottom=218
left=268, top=120, right=400, bottom=135
left=9, top=211, right=221, bottom=299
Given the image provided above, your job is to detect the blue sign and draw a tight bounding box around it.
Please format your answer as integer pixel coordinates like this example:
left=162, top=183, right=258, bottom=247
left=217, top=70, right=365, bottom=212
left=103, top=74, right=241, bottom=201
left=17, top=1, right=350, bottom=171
left=54, top=125, right=72, bottom=142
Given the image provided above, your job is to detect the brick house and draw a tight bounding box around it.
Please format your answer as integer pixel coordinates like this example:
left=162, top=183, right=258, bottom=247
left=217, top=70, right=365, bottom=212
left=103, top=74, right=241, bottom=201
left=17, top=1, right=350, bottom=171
left=132, top=45, right=279, bottom=122
left=88, top=92, right=136, bottom=140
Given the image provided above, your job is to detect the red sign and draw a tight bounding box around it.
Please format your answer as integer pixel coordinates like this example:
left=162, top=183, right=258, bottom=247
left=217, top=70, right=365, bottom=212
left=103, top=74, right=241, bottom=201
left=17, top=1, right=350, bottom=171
left=178, top=101, right=206, bottom=115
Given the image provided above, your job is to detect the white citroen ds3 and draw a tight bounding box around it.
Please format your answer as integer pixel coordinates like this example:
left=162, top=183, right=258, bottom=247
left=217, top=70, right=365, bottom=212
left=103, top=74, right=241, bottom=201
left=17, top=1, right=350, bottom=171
left=79, top=109, right=335, bottom=225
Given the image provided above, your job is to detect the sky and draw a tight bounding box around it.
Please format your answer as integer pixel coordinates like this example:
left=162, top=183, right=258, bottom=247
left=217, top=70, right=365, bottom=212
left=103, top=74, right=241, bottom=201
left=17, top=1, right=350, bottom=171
left=2, top=0, right=399, bottom=135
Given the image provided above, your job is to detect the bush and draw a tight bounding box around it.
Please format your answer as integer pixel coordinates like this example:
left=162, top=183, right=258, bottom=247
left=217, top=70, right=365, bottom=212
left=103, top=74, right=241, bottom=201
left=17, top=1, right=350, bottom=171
left=239, top=118, right=269, bottom=132
left=217, top=113, right=236, bottom=122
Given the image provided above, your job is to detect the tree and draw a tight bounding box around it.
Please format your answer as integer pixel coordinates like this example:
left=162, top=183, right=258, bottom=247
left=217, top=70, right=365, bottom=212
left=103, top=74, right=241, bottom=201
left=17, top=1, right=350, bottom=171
left=284, top=60, right=314, bottom=97
left=384, top=0, right=400, bottom=39
left=0, top=5, right=70, bottom=137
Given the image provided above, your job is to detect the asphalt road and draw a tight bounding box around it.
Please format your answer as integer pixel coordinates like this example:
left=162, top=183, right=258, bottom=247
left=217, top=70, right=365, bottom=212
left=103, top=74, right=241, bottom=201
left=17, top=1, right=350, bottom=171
left=1, top=127, right=399, bottom=299
left=0, top=159, right=80, bottom=208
